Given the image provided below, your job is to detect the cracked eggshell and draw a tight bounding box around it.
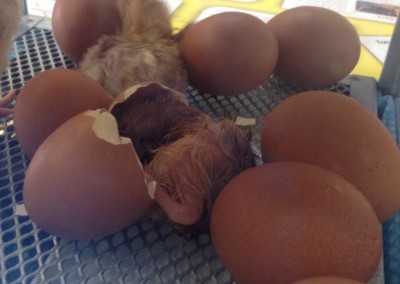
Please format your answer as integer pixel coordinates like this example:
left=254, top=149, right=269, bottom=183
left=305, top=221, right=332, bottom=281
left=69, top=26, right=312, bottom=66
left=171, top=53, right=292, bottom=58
left=23, top=109, right=155, bottom=240
left=14, top=68, right=112, bottom=158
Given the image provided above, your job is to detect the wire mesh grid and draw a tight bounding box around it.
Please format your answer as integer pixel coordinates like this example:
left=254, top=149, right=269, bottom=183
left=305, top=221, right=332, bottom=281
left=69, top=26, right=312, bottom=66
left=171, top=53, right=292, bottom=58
left=1, top=27, right=354, bottom=284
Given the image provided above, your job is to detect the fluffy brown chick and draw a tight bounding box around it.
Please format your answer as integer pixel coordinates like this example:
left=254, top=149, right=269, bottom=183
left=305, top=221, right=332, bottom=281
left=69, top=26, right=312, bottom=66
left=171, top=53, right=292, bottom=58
left=79, top=0, right=187, bottom=98
left=145, top=119, right=255, bottom=234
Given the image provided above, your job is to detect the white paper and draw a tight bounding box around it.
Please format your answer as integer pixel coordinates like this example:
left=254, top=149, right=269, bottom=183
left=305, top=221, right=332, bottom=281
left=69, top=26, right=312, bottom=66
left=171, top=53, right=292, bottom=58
left=283, top=0, right=400, bottom=23
left=26, top=0, right=55, bottom=18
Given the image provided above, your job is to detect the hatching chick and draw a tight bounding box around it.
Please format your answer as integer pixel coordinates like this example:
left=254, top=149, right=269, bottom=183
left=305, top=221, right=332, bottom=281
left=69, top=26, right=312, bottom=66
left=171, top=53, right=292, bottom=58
left=0, top=0, right=21, bottom=116
left=145, top=119, right=255, bottom=234
left=79, top=0, right=187, bottom=98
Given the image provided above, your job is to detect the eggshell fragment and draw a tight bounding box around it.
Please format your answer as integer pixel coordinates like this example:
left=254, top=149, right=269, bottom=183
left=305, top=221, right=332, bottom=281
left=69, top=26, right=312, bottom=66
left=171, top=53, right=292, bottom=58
left=261, top=91, right=400, bottom=223
left=267, top=6, right=360, bottom=87
left=211, top=162, right=382, bottom=284
left=23, top=109, right=154, bottom=240
left=14, top=68, right=112, bottom=158
left=179, top=12, right=278, bottom=95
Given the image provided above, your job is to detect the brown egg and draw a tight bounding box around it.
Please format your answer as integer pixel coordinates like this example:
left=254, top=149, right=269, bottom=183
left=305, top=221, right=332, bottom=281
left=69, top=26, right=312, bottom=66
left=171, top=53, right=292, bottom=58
left=261, top=91, right=400, bottom=223
left=267, top=6, right=360, bottom=87
left=52, top=0, right=121, bottom=62
left=14, top=68, right=112, bottom=158
left=291, top=277, right=365, bottom=284
left=179, top=12, right=278, bottom=95
left=210, top=162, right=382, bottom=284
left=23, top=109, right=155, bottom=240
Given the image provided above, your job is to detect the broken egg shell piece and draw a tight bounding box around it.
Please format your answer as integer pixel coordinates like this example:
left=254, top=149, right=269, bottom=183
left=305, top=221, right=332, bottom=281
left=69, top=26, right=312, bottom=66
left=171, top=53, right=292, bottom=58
left=23, top=109, right=156, bottom=240
left=86, top=109, right=132, bottom=146
left=109, top=82, right=189, bottom=110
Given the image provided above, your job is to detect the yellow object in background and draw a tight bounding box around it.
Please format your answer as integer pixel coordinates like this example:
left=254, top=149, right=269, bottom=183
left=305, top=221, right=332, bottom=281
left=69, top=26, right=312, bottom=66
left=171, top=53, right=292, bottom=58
left=169, top=0, right=398, bottom=80
left=26, top=0, right=398, bottom=80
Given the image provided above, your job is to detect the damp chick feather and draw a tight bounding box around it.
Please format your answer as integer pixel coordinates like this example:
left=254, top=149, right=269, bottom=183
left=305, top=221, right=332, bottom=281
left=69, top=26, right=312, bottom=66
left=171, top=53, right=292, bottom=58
left=79, top=0, right=187, bottom=98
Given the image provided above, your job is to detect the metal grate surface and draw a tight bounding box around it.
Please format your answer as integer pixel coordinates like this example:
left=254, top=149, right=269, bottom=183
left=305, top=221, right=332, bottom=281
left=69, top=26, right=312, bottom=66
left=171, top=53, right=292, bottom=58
left=0, top=27, right=377, bottom=284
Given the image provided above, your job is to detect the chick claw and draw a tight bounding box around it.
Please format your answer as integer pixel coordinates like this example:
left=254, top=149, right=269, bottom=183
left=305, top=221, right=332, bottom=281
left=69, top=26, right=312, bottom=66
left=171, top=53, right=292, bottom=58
left=0, top=89, right=15, bottom=116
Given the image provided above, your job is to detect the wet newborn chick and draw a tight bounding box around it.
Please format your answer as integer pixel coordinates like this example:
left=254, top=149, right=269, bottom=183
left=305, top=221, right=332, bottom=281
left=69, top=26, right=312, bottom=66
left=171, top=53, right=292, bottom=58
left=110, top=82, right=211, bottom=164
left=0, top=0, right=20, bottom=115
left=79, top=0, right=187, bottom=98
left=110, top=82, right=255, bottom=235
